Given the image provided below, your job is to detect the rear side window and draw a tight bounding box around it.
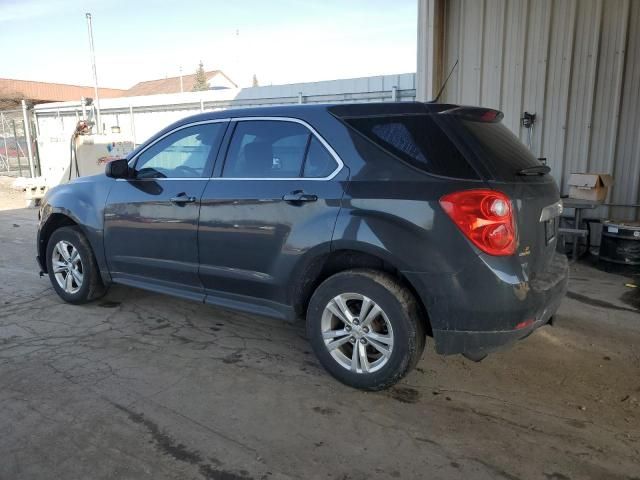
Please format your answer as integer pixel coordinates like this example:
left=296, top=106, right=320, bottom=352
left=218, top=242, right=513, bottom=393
left=304, top=137, right=336, bottom=178
left=346, top=115, right=479, bottom=179
left=222, top=120, right=338, bottom=178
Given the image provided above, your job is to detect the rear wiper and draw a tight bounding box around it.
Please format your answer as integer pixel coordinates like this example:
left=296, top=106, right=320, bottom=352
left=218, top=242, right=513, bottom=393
left=517, top=165, right=551, bottom=176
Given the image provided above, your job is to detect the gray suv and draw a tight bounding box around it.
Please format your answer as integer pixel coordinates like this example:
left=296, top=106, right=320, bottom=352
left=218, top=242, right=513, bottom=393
left=37, top=102, right=568, bottom=390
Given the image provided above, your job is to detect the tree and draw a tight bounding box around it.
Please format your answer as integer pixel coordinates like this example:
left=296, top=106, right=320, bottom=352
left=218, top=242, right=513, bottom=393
left=252, top=74, right=259, bottom=87
left=192, top=61, right=209, bottom=91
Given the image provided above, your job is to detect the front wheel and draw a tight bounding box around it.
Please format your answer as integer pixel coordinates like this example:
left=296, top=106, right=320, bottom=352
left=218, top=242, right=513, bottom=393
left=307, top=269, right=425, bottom=390
left=46, top=226, right=106, bottom=304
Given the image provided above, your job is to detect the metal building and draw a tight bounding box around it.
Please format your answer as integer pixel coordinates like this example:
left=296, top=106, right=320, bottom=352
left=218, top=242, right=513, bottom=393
left=417, top=0, right=640, bottom=220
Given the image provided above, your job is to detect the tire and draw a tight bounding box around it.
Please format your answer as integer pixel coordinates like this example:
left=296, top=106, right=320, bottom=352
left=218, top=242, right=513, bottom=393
left=307, top=269, right=426, bottom=391
left=46, top=226, right=106, bottom=304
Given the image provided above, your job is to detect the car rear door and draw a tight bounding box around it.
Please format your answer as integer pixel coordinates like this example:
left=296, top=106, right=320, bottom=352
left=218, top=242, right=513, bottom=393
left=197, top=117, right=347, bottom=315
left=104, top=120, right=228, bottom=299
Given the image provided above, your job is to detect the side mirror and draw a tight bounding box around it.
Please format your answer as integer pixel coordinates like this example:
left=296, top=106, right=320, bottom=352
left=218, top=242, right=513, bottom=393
left=105, top=158, right=130, bottom=179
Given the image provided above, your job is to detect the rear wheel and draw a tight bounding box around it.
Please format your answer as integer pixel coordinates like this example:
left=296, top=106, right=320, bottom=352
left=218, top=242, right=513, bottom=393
left=46, top=226, right=106, bottom=304
left=307, top=269, right=425, bottom=390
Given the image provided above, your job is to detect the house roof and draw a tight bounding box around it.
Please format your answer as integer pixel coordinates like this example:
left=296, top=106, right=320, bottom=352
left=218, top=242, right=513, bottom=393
left=0, top=78, right=126, bottom=105
left=126, top=70, right=237, bottom=97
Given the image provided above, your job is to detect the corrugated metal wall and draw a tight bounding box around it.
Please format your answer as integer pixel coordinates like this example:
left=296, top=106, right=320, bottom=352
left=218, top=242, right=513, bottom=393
left=440, top=0, right=640, bottom=220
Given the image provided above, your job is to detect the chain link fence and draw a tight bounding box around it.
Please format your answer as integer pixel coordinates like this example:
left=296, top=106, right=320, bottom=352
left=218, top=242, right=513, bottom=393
left=0, top=108, right=39, bottom=177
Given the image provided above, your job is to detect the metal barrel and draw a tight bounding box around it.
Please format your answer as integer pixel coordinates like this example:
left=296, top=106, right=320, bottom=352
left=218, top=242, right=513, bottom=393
left=600, top=221, right=640, bottom=269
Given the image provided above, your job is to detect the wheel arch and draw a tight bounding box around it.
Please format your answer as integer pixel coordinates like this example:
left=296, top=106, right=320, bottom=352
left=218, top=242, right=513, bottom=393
left=290, top=246, right=433, bottom=337
left=38, top=210, right=110, bottom=285
left=38, top=212, right=79, bottom=273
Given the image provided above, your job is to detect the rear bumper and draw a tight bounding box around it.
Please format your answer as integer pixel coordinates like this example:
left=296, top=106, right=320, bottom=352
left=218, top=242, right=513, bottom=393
left=431, top=283, right=564, bottom=356
left=404, top=253, right=569, bottom=356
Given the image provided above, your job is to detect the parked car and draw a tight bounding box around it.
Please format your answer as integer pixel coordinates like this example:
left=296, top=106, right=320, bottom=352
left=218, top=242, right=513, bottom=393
left=36, top=102, right=568, bottom=390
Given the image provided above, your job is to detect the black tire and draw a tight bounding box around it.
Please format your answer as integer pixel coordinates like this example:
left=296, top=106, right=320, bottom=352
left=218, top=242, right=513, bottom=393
left=307, top=269, right=426, bottom=390
left=45, top=226, right=107, bottom=304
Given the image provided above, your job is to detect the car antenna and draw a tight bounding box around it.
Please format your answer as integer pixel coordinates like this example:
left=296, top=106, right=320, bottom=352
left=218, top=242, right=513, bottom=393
left=431, top=58, right=459, bottom=103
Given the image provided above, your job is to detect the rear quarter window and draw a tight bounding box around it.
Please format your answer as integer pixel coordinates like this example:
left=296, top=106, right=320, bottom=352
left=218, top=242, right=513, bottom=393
left=345, top=115, right=479, bottom=179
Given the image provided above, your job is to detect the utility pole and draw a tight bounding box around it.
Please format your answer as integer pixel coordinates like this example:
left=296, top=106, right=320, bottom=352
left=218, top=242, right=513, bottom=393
left=179, top=66, right=184, bottom=93
left=86, top=13, right=102, bottom=134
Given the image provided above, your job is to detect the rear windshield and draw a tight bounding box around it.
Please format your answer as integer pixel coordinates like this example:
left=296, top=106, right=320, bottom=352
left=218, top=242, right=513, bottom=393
left=345, top=114, right=479, bottom=179
left=459, top=120, right=543, bottom=179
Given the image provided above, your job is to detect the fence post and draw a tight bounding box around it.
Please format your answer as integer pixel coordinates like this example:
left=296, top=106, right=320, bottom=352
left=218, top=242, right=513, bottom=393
left=1, top=113, right=8, bottom=172
left=298, top=92, right=304, bottom=104
left=129, top=104, right=136, bottom=144
left=22, top=100, right=36, bottom=177
left=11, top=120, right=23, bottom=177
left=31, top=110, right=42, bottom=176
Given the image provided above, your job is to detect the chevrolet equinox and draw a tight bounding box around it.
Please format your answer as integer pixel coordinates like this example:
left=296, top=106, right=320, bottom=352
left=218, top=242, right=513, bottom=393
left=37, top=102, right=568, bottom=390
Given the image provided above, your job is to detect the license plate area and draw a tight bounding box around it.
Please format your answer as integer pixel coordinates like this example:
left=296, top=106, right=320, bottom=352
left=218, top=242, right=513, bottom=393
left=540, top=201, right=562, bottom=245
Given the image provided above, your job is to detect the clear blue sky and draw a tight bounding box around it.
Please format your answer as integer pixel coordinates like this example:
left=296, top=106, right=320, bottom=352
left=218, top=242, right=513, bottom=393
left=0, top=0, right=417, bottom=89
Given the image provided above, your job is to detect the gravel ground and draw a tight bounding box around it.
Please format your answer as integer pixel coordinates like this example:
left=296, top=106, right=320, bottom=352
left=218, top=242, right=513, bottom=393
left=1, top=176, right=639, bottom=480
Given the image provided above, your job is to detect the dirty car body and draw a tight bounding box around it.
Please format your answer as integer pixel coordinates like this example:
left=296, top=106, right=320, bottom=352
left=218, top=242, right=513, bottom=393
left=37, top=102, right=568, bottom=389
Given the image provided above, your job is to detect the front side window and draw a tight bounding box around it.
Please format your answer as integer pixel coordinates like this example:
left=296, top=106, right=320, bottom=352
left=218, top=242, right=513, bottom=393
left=135, top=123, right=225, bottom=179
left=222, top=120, right=338, bottom=178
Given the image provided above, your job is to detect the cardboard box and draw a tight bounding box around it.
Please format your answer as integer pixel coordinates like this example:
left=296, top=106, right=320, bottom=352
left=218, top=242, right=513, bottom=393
left=568, top=173, right=614, bottom=202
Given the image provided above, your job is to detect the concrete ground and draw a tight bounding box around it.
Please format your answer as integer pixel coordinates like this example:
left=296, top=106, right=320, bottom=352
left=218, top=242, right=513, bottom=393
left=1, top=176, right=639, bottom=480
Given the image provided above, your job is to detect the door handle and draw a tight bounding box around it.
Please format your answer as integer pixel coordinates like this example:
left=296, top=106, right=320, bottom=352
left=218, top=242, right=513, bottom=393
left=282, top=190, right=318, bottom=203
left=170, top=193, right=196, bottom=205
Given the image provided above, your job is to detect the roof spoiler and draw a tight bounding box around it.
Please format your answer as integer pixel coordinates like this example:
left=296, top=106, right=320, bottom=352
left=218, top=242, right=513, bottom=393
left=438, top=106, right=504, bottom=123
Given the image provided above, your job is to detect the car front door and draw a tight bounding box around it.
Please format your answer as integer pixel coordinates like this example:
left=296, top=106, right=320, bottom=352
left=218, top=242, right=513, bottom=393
left=197, top=118, right=347, bottom=317
left=104, top=120, right=228, bottom=300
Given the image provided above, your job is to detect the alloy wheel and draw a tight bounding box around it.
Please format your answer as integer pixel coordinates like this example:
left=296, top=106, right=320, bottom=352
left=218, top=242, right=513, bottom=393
left=320, top=293, right=394, bottom=373
left=51, top=240, right=83, bottom=294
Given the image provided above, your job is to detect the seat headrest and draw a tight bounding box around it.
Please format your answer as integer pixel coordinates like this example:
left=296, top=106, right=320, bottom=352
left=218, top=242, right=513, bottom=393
left=243, top=141, right=273, bottom=177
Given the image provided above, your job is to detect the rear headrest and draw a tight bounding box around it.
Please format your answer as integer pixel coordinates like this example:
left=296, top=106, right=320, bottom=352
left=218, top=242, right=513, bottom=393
left=243, top=141, right=273, bottom=177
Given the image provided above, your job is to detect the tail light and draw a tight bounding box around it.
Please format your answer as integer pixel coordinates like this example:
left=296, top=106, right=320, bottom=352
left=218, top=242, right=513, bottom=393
left=439, top=189, right=517, bottom=256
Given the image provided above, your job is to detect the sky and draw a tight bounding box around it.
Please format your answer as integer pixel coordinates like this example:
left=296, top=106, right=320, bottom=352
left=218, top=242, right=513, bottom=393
left=0, top=0, right=417, bottom=89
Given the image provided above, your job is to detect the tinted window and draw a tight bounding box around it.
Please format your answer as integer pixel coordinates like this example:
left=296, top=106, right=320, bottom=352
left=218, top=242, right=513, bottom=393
left=346, top=115, right=478, bottom=179
left=304, top=137, right=337, bottom=178
left=223, top=120, right=337, bottom=178
left=460, top=120, right=543, bottom=179
left=135, top=123, right=225, bottom=178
